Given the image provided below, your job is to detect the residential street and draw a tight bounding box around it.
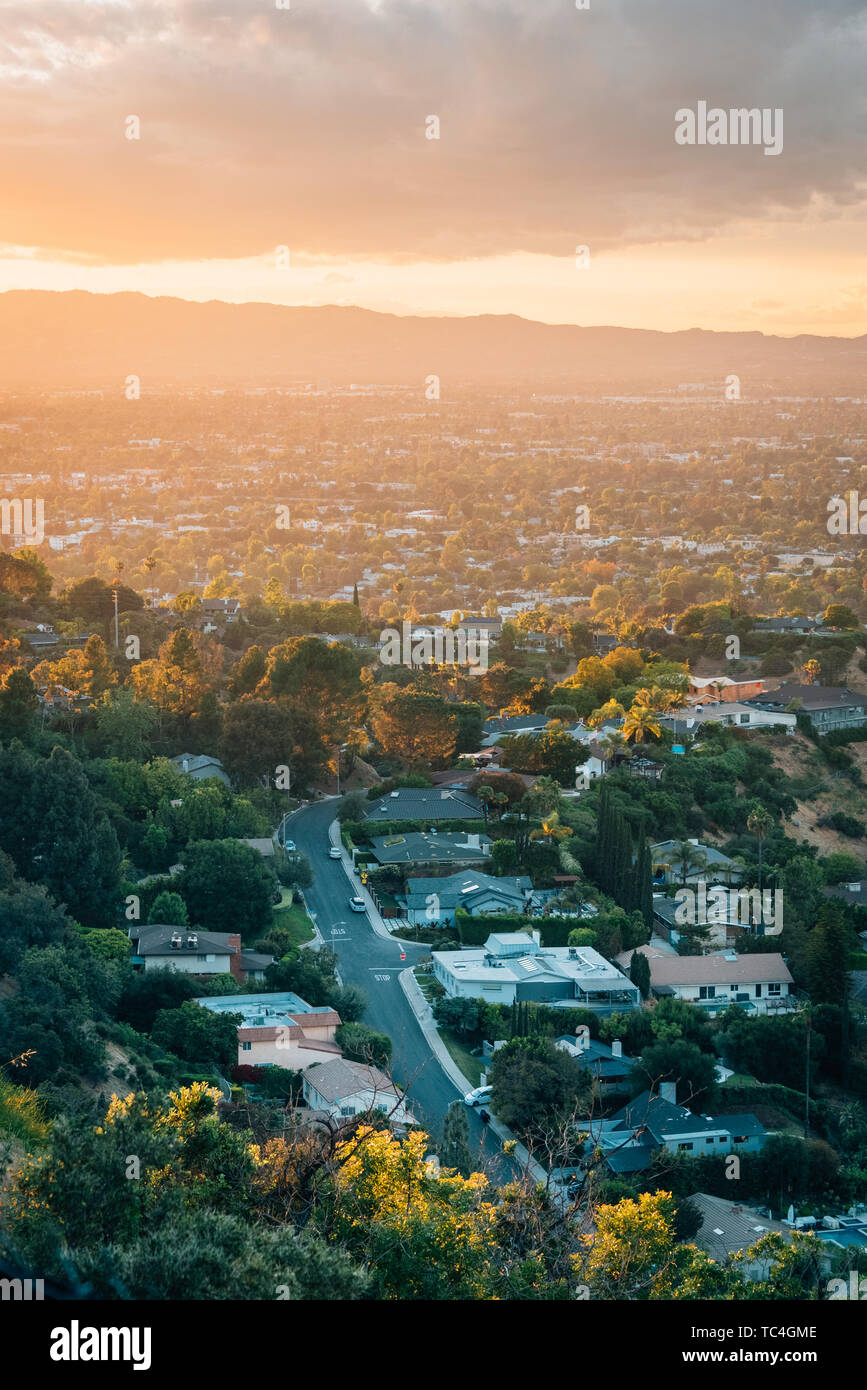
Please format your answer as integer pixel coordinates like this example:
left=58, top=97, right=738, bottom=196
left=283, top=799, right=518, bottom=1175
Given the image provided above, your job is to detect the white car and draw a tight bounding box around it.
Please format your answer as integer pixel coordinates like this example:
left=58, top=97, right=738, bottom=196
left=463, top=1085, right=493, bottom=1108
left=349, top=896, right=367, bottom=913
left=328, top=846, right=342, bottom=859
left=283, top=839, right=296, bottom=852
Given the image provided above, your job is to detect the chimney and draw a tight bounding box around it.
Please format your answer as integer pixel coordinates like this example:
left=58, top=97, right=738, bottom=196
left=659, top=1081, right=677, bottom=1104
left=182, top=758, right=189, bottom=773
left=611, top=1039, right=622, bottom=1058
left=228, top=933, right=244, bottom=982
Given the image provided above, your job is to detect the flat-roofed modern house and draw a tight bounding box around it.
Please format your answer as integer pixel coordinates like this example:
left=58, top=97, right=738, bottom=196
left=364, top=787, right=483, bottom=822
left=432, top=932, right=640, bottom=1012
left=197, top=991, right=342, bottom=1070
left=301, top=1058, right=415, bottom=1126
left=403, top=870, right=534, bottom=926
left=640, top=949, right=796, bottom=1015
left=744, top=684, right=867, bottom=735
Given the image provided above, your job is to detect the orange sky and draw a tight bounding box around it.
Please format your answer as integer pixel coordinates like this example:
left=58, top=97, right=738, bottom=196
left=1, top=0, right=865, bottom=336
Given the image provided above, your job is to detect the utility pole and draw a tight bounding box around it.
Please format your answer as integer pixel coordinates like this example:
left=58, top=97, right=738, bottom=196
left=804, top=1013, right=811, bottom=1141
left=112, top=581, right=120, bottom=651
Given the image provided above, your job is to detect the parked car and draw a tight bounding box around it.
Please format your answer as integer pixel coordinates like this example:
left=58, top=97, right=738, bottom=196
left=284, top=839, right=296, bottom=852
left=349, top=896, right=367, bottom=913
left=463, top=1085, right=493, bottom=1108
left=329, top=846, right=342, bottom=859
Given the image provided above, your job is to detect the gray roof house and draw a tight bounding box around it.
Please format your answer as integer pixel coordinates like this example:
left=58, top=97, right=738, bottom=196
left=583, top=1083, right=767, bottom=1175
left=364, top=787, right=483, bottom=822
left=743, top=684, right=867, bottom=735
left=403, top=870, right=533, bottom=925
left=171, top=752, right=232, bottom=787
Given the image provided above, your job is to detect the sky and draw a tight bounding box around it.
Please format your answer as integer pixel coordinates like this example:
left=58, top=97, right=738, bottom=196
left=0, top=0, right=866, bottom=335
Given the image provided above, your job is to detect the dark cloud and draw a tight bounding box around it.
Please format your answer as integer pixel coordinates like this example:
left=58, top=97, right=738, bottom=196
left=0, top=0, right=864, bottom=263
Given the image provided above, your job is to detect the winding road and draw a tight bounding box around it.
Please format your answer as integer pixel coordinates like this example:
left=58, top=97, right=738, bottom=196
left=284, top=799, right=513, bottom=1170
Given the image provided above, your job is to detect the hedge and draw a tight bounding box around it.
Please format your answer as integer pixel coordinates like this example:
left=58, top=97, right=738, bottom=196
left=455, top=908, right=591, bottom=949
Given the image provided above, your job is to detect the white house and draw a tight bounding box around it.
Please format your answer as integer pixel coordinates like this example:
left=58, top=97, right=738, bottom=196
left=640, top=950, right=796, bottom=1015
left=301, top=1058, right=415, bottom=1125
left=432, top=932, right=640, bottom=1012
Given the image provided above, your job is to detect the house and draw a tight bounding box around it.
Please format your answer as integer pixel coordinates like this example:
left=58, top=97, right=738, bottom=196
left=127, top=924, right=274, bottom=982
left=641, top=949, right=796, bottom=1015
left=240, top=837, right=277, bottom=860
left=687, top=676, right=765, bottom=704
left=432, top=932, right=641, bottom=1011
left=688, top=1193, right=794, bottom=1279
left=658, top=702, right=797, bottom=736
left=650, top=839, right=745, bottom=887
left=368, top=830, right=492, bottom=868
left=753, top=616, right=817, bottom=635
left=171, top=752, right=232, bottom=787
left=364, top=787, right=483, bottom=822
left=301, top=1057, right=415, bottom=1126
left=196, top=991, right=342, bottom=1070
left=557, top=1034, right=633, bottom=1092
left=744, top=684, right=867, bottom=735
left=403, top=870, right=534, bottom=926
left=201, top=597, right=241, bottom=623
left=582, top=1084, right=767, bottom=1175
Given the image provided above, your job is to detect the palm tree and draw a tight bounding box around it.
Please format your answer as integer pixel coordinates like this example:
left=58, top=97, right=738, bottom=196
left=747, top=803, right=774, bottom=894
left=673, top=840, right=709, bottom=887
left=623, top=703, right=662, bottom=745
left=600, top=730, right=630, bottom=769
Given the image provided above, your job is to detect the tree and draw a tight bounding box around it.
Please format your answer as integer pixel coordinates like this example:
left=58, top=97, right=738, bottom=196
left=13, top=746, right=122, bottom=927
left=490, top=1036, right=588, bottom=1134
left=632, top=1041, right=717, bottom=1106
left=94, top=689, right=157, bottom=760
left=148, top=891, right=189, bottom=926
left=118, top=967, right=201, bottom=1032
left=221, top=699, right=297, bottom=786
left=178, top=839, right=275, bottom=937
left=747, top=803, right=774, bottom=894
left=629, top=951, right=651, bottom=999
left=369, top=684, right=457, bottom=769
left=806, top=900, right=852, bottom=1009
left=822, top=603, right=858, bottom=630
left=334, top=1022, right=392, bottom=1069
left=0, top=667, right=37, bottom=739
left=262, top=636, right=364, bottom=743
left=227, top=645, right=267, bottom=698
left=439, top=1101, right=473, bottom=1178
left=623, top=703, right=662, bottom=744
left=151, top=1000, right=241, bottom=1067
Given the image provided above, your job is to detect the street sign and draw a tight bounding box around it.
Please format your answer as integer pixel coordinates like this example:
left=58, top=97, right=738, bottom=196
left=400, top=951, right=405, bottom=961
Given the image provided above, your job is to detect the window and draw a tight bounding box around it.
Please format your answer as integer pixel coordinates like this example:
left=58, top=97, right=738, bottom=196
left=241, top=1041, right=251, bottom=1052
left=340, top=1106, right=354, bottom=1117
left=699, top=986, right=716, bottom=999
left=706, top=1137, right=715, bottom=1145
left=755, top=984, right=762, bottom=997
left=767, top=982, right=781, bottom=995
left=732, top=1134, right=748, bottom=1145
left=679, top=1142, right=694, bottom=1151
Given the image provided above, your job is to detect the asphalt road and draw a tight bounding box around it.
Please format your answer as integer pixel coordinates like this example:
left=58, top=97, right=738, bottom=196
left=284, top=799, right=514, bottom=1171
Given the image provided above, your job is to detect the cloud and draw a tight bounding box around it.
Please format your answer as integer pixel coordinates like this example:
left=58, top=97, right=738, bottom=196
left=0, top=0, right=865, bottom=264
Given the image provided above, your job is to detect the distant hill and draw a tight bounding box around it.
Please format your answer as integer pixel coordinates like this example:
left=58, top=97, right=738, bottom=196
left=1, top=290, right=866, bottom=391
